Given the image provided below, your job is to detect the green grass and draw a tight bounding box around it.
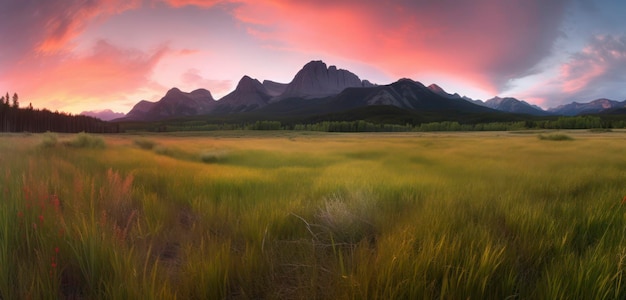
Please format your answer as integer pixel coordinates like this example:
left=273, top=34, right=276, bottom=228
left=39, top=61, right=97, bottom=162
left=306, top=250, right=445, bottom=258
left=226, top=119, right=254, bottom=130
left=1, top=130, right=626, bottom=298
left=133, top=137, right=157, bottom=150
left=63, top=132, right=106, bottom=148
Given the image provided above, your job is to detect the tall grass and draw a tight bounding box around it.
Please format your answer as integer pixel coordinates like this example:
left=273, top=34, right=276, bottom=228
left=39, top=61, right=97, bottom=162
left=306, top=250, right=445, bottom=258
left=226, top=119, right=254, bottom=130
left=1, top=131, right=626, bottom=298
left=64, top=132, right=106, bottom=148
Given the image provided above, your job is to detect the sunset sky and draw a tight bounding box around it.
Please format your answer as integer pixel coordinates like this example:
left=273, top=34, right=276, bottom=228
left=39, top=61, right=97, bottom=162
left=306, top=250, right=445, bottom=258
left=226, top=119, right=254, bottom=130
left=1, top=0, right=625, bottom=114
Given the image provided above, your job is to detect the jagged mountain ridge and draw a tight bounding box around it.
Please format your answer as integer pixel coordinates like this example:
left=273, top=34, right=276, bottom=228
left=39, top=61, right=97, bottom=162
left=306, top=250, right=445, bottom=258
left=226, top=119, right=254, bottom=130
left=213, top=76, right=271, bottom=113
left=122, top=60, right=378, bottom=121
left=124, top=88, right=216, bottom=121
left=124, top=100, right=156, bottom=120
left=547, top=98, right=626, bottom=116
left=118, top=60, right=625, bottom=122
left=427, top=84, right=464, bottom=100
left=253, top=78, right=500, bottom=118
left=275, top=60, right=373, bottom=101
left=341, top=79, right=493, bottom=112
left=476, top=97, right=551, bottom=116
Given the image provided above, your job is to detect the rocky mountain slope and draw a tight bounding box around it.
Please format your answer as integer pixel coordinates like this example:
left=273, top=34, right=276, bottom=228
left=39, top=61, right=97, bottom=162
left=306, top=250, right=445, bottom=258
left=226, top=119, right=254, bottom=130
left=275, top=60, right=373, bottom=100
left=548, top=98, right=626, bottom=116
left=123, top=88, right=216, bottom=121
left=117, top=60, right=625, bottom=122
left=477, top=97, right=551, bottom=116
left=213, top=76, right=271, bottom=113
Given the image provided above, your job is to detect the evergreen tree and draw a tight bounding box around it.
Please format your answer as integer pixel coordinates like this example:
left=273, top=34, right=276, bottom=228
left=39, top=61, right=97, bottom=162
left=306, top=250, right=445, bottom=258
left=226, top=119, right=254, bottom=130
left=12, top=93, right=18, bottom=108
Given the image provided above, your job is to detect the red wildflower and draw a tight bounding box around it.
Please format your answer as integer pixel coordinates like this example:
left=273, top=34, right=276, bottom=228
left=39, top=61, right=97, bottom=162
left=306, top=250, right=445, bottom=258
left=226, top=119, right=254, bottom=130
left=38, top=215, right=44, bottom=224
left=22, top=187, right=30, bottom=201
left=623, top=196, right=626, bottom=204
left=50, top=194, right=60, bottom=212
left=17, top=211, right=23, bottom=218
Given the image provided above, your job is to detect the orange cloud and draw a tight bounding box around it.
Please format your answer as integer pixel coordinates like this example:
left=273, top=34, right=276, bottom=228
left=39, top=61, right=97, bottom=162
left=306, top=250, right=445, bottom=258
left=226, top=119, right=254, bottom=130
left=152, top=0, right=569, bottom=95
left=8, top=40, right=168, bottom=110
left=229, top=0, right=569, bottom=94
left=159, top=0, right=222, bottom=8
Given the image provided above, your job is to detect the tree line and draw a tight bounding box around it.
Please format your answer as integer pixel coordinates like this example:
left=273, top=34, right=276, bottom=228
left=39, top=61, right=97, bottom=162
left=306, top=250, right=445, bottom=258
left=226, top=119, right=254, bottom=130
left=0, top=92, right=119, bottom=133
left=121, top=116, right=625, bottom=133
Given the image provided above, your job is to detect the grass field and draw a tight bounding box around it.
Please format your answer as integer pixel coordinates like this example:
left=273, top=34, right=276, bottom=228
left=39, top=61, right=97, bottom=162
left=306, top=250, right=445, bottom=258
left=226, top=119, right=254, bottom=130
left=1, top=130, right=626, bottom=299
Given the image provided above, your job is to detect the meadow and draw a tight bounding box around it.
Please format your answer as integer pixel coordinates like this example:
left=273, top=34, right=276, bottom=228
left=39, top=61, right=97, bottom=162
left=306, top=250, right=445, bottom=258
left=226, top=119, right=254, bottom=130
left=1, top=130, right=626, bottom=299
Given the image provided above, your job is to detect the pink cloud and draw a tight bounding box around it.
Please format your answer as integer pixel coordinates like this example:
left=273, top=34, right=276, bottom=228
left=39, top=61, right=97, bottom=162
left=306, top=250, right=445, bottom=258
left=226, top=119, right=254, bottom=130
left=159, top=0, right=221, bottom=8
left=178, top=48, right=201, bottom=55
left=559, top=35, right=626, bottom=94
left=7, top=40, right=168, bottom=109
left=34, top=0, right=140, bottom=54
left=0, top=0, right=143, bottom=84
left=0, top=0, right=581, bottom=112
left=149, top=0, right=570, bottom=95
left=181, top=68, right=232, bottom=96
left=229, top=0, right=570, bottom=94
left=514, top=34, right=626, bottom=108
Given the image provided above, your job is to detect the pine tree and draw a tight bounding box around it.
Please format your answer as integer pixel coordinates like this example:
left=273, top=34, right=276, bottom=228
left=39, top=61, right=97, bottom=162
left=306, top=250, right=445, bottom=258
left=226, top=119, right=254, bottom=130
left=12, top=93, right=19, bottom=108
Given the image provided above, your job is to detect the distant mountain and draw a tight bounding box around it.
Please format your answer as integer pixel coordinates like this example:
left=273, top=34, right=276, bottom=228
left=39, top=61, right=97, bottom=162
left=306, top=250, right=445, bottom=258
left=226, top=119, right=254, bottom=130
left=548, top=98, right=626, bottom=116
left=80, top=109, right=125, bottom=121
left=255, top=78, right=500, bottom=118
left=351, top=79, right=497, bottom=113
left=600, top=107, right=626, bottom=115
left=262, top=80, right=288, bottom=97
left=275, top=60, right=373, bottom=100
left=124, top=100, right=155, bottom=120
left=115, top=59, right=625, bottom=123
left=120, top=60, right=378, bottom=120
left=479, top=97, right=551, bottom=116
left=427, top=84, right=451, bottom=97
left=214, top=76, right=271, bottom=113
left=118, top=69, right=510, bottom=122
left=103, top=59, right=626, bottom=123
left=123, top=88, right=216, bottom=121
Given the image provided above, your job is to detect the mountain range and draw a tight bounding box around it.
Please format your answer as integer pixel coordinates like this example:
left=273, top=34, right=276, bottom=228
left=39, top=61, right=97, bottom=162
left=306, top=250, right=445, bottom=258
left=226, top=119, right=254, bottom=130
left=547, top=98, right=626, bottom=116
left=82, top=60, right=625, bottom=122
left=80, top=109, right=125, bottom=121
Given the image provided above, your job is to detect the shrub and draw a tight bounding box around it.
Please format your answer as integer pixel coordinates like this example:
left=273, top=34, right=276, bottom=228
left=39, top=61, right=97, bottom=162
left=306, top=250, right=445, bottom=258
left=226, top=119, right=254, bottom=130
left=538, top=133, right=574, bottom=141
left=154, top=146, right=174, bottom=157
left=134, top=138, right=157, bottom=150
left=64, top=132, right=106, bottom=148
left=200, top=150, right=227, bottom=163
left=314, top=192, right=376, bottom=245
left=40, top=131, right=58, bottom=148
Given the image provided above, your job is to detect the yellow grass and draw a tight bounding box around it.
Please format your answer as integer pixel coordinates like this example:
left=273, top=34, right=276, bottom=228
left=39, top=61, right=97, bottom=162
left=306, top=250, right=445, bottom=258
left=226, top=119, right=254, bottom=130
left=1, top=130, right=626, bottom=298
